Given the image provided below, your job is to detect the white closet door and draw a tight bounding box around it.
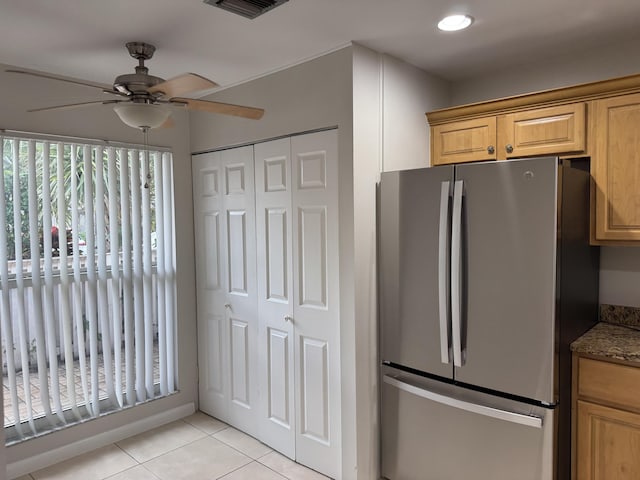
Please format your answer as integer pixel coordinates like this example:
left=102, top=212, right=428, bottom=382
left=220, top=146, right=259, bottom=436
left=193, top=152, right=228, bottom=421
left=291, top=130, right=341, bottom=478
left=255, top=138, right=296, bottom=459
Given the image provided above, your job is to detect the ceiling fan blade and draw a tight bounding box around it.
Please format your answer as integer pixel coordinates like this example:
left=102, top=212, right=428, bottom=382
left=6, top=68, right=113, bottom=91
left=28, top=99, right=122, bottom=113
left=148, top=73, right=219, bottom=98
left=160, top=117, right=175, bottom=129
left=171, top=97, right=264, bottom=120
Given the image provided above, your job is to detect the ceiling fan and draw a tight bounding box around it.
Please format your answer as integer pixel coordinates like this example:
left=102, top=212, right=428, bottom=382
left=6, top=41, right=265, bottom=129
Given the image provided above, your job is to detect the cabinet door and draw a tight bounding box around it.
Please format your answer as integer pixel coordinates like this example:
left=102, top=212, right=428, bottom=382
left=500, top=103, right=586, bottom=158
left=592, top=94, right=640, bottom=241
left=431, top=117, right=497, bottom=165
left=577, top=400, right=640, bottom=480
left=254, top=138, right=296, bottom=459
left=291, top=130, right=340, bottom=479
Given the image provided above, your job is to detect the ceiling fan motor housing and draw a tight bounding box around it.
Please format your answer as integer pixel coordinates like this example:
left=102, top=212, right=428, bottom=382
left=114, top=72, right=165, bottom=96
left=204, top=0, right=289, bottom=19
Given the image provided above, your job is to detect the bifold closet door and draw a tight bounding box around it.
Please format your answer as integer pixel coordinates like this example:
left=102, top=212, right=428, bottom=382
left=193, top=146, right=259, bottom=436
left=291, top=130, right=340, bottom=478
left=193, top=151, right=228, bottom=421
left=254, top=138, right=296, bottom=459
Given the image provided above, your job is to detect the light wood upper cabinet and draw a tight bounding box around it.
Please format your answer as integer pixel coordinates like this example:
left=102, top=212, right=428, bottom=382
left=592, top=93, right=640, bottom=242
left=430, top=103, right=587, bottom=165
left=574, top=355, right=640, bottom=480
left=499, top=103, right=586, bottom=158
left=431, top=116, right=496, bottom=165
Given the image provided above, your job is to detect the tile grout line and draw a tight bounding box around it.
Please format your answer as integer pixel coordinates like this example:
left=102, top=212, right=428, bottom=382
left=209, top=428, right=273, bottom=462
left=213, top=459, right=256, bottom=480
left=113, top=440, right=143, bottom=467
left=100, top=463, right=143, bottom=480
left=114, top=419, right=210, bottom=464
left=253, top=459, right=292, bottom=480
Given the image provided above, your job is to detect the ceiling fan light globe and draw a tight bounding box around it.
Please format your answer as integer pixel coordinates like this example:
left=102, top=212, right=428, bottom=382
left=113, top=103, right=171, bottom=129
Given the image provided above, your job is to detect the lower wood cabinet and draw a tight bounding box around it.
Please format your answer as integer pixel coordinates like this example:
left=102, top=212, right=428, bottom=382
left=577, top=400, right=640, bottom=480
left=574, top=355, right=640, bottom=479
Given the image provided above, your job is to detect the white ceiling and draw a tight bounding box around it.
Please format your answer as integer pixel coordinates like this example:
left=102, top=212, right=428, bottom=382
left=1, top=0, right=640, bottom=93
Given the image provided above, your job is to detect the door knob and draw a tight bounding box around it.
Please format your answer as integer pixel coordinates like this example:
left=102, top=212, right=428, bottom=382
left=284, top=315, right=293, bottom=323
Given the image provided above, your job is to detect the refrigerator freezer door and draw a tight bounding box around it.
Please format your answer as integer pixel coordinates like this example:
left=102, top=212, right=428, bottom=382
left=381, top=367, right=555, bottom=480
left=379, top=166, right=454, bottom=378
left=453, top=157, right=558, bottom=403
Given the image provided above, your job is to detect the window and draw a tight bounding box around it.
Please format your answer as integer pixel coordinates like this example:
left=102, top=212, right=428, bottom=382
left=0, top=133, right=176, bottom=443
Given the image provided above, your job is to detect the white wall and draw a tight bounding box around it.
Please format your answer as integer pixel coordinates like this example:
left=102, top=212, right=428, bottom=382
left=0, top=65, right=199, bottom=474
left=351, top=44, right=382, bottom=480
left=381, top=54, right=450, bottom=171
left=189, top=47, right=353, bottom=152
left=448, top=41, right=640, bottom=309
left=450, top=37, right=640, bottom=106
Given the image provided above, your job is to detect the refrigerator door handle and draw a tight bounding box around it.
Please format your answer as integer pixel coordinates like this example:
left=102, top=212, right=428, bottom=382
left=438, top=181, right=452, bottom=365
left=451, top=180, right=464, bottom=367
left=383, top=374, right=543, bottom=429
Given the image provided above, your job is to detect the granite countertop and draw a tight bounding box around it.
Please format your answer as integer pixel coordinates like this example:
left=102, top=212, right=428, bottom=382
left=571, top=305, right=640, bottom=363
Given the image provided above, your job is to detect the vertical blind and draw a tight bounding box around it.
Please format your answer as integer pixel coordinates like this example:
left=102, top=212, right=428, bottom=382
left=0, top=134, right=177, bottom=443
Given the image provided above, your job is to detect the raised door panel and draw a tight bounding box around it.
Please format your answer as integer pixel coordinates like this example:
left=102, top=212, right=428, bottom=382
left=431, top=117, right=497, bottom=165
left=227, top=210, right=248, bottom=295
left=577, top=400, right=640, bottom=480
left=300, top=337, right=329, bottom=444
left=230, top=319, right=250, bottom=406
left=192, top=152, right=229, bottom=421
left=267, top=327, right=291, bottom=427
left=593, top=94, right=640, bottom=241
left=500, top=103, right=586, bottom=158
left=298, top=207, right=327, bottom=308
left=254, top=138, right=296, bottom=459
left=220, top=146, right=259, bottom=436
left=291, top=130, right=340, bottom=478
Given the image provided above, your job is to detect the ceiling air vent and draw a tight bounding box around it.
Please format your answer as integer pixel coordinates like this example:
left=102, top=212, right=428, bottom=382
left=204, top=0, right=289, bottom=19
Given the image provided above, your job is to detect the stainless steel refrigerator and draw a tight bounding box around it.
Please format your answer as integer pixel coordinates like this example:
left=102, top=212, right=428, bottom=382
left=378, top=157, right=599, bottom=480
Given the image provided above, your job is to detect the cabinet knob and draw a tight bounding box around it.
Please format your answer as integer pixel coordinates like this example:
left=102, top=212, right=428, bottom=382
left=505, top=144, right=514, bottom=154
left=284, top=315, right=293, bottom=323
left=224, top=303, right=232, bottom=309
left=487, top=145, right=495, bottom=155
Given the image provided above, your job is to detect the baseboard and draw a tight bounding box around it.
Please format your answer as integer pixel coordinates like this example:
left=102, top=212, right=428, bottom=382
left=6, top=402, right=195, bottom=479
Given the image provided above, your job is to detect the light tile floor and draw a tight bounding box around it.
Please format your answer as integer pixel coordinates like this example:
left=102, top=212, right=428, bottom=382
left=15, top=412, right=330, bottom=480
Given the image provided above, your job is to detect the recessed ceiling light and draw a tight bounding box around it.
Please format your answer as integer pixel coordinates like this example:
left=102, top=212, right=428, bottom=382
left=437, top=14, right=473, bottom=32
